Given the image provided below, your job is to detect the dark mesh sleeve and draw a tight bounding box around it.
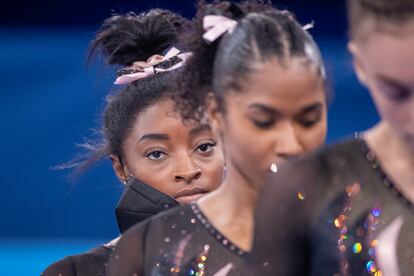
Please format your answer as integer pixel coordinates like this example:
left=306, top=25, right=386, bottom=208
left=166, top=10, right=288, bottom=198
left=42, top=257, right=76, bottom=276
left=42, top=245, right=112, bottom=276
left=249, top=154, right=324, bottom=275
left=105, top=221, right=150, bottom=276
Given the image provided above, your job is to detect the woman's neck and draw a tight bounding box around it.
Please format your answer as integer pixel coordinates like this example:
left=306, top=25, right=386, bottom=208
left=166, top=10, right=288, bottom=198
left=365, top=121, right=414, bottom=202
left=197, top=163, right=260, bottom=252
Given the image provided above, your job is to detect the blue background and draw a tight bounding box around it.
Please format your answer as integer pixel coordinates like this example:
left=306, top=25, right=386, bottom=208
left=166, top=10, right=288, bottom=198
left=0, top=0, right=379, bottom=274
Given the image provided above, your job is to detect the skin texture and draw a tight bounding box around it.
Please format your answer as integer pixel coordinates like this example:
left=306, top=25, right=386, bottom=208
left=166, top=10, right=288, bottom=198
left=111, top=98, right=225, bottom=205
left=199, top=57, right=327, bottom=251
left=350, top=20, right=414, bottom=203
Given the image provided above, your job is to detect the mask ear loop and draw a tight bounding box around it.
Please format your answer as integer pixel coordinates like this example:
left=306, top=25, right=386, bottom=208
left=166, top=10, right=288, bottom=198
left=124, top=173, right=139, bottom=185
left=117, top=156, right=128, bottom=185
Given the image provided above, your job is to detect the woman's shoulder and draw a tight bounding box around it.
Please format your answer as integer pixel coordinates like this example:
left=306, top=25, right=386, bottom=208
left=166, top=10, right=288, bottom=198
left=262, top=138, right=368, bottom=208
left=42, top=245, right=113, bottom=276
left=119, top=205, right=192, bottom=247
left=42, top=255, right=76, bottom=276
left=285, top=137, right=368, bottom=178
left=105, top=206, right=191, bottom=275
left=302, top=137, right=365, bottom=165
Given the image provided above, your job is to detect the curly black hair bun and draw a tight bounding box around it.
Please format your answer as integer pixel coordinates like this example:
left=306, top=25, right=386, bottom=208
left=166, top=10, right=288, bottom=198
left=89, top=9, right=186, bottom=66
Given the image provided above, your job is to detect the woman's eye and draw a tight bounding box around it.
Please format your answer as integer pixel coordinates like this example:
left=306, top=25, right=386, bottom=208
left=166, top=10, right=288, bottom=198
left=146, top=150, right=167, bottom=160
left=253, top=120, right=275, bottom=129
left=297, top=112, right=322, bottom=128
left=196, top=142, right=216, bottom=153
left=385, top=88, right=411, bottom=102
left=299, top=118, right=319, bottom=128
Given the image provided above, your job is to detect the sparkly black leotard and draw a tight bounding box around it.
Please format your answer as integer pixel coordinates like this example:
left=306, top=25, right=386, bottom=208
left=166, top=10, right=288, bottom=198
left=106, top=204, right=249, bottom=276
left=250, top=138, right=414, bottom=276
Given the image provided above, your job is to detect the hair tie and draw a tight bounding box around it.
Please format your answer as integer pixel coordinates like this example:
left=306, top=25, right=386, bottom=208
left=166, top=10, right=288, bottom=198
left=202, top=15, right=237, bottom=44
left=303, top=20, right=315, bottom=31
left=114, top=47, right=192, bottom=85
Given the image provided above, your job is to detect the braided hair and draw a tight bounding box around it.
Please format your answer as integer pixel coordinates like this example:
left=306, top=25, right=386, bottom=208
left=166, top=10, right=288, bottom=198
left=175, top=0, right=326, bottom=121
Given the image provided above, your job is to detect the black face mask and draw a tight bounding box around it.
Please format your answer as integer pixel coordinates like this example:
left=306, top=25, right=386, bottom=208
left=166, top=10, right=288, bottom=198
left=115, top=177, right=179, bottom=233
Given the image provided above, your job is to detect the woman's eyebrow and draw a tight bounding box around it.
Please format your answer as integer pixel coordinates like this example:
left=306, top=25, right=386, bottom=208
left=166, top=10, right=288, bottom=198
left=248, top=103, right=282, bottom=116
left=296, top=103, right=323, bottom=115
left=189, top=124, right=212, bottom=137
left=138, top=133, right=170, bottom=143
left=377, top=74, right=412, bottom=92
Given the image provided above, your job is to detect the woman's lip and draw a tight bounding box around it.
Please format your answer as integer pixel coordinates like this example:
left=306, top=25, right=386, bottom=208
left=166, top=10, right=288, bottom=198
left=176, top=193, right=206, bottom=205
left=175, top=187, right=208, bottom=198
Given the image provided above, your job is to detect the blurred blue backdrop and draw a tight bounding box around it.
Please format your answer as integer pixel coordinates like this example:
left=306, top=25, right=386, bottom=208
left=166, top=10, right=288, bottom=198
left=0, top=0, right=379, bottom=274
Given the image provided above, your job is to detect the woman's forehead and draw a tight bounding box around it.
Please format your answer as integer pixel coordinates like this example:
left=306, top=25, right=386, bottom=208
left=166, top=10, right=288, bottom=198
left=360, top=29, right=414, bottom=84
left=131, top=100, right=211, bottom=141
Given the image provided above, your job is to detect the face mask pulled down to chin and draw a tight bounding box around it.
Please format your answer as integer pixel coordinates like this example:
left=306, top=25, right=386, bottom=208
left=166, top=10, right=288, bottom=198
left=115, top=177, right=179, bottom=233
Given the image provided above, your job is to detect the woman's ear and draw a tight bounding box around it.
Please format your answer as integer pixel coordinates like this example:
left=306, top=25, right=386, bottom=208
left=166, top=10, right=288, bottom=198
left=110, top=154, right=127, bottom=184
left=348, top=41, right=368, bottom=87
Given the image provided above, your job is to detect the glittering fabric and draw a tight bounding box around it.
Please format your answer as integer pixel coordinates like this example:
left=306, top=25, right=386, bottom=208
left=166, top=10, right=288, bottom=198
left=251, top=138, right=414, bottom=276
left=106, top=204, right=249, bottom=276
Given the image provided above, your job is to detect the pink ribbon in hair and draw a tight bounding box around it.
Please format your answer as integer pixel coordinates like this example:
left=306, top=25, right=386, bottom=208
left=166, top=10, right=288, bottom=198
left=202, top=15, right=237, bottom=44
left=114, top=47, right=192, bottom=85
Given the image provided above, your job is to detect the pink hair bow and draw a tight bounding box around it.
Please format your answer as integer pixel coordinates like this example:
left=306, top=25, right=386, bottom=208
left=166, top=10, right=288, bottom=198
left=114, top=47, right=192, bottom=85
left=202, top=15, right=237, bottom=44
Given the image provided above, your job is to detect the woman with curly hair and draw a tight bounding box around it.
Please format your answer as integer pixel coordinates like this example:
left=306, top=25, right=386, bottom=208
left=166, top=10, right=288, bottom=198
left=42, top=9, right=225, bottom=276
